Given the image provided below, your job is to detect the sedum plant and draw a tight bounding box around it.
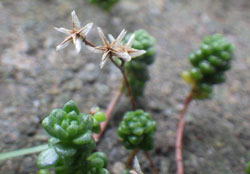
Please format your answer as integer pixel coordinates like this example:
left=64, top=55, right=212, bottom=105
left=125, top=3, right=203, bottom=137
left=175, top=34, right=234, bottom=174
left=117, top=110, right=157, bottom=172
left=118, top=110, right=156, bottom=151
left=124, top=30, right=156, bottom=97
left=87, top=0, right=119, bottom=10
left=181, top=34, right=234, bottom=99
left=37, top=100, right=109, bottom=174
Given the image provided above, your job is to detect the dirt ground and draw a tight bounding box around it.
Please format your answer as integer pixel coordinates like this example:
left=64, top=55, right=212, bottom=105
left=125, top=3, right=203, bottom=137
left=0, top=0, right=250, bottom=173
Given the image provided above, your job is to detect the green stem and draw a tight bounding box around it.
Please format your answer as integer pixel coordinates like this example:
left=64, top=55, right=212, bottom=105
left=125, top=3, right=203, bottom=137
left=110, top=57, right=136, bottom=110
left=0, top=144, right=48, bottom=161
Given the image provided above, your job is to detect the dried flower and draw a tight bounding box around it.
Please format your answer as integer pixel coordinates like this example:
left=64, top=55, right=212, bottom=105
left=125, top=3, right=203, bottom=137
left=55, top=10, right=93, bottom=53
left=89, top=27, right=146, bottom=68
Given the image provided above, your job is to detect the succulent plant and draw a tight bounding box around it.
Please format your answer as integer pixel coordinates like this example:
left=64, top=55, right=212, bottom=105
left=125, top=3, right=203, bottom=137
left=118, top=110, right=156, bottom=151
left=37, top=100, right=109, bottom=174
left=182, top=34, right=234, bottom=99
left=124, top=29, right=156, bottom=97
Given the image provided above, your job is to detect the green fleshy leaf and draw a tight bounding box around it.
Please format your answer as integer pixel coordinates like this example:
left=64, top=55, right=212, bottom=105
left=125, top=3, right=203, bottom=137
left=54, top=144, right=76, bottom=157
left=38, top=169, right=51, bottom=174
left=93, top=112, right=106, bottom=123
left=63, top=100, right=80, bottom=114
left=50, top=109, right=66, bottom=123
left=66, top=121, right=79, bottom=138
left=67, top=111, right=78, bottom=120
left=99, top=168, right=110, bottom=174
left=92, top=119, right=101, bottom=133
left=54, top=125, right=68, bottom=140
left=88, top=152, right=108, bottom=168
left=37, top=148, right=59, bottom=169
left=73, top=131, right=94, bottom=145
left=88, top=158, right=104, bottom=169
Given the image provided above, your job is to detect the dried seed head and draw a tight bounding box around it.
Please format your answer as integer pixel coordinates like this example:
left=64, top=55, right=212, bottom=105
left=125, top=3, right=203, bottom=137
left=55, top=10, right=93, bottom=53
left=88, top=28, right=146, bottom=68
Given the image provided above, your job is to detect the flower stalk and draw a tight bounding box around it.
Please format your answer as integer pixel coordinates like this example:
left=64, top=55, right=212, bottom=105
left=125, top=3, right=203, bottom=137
left=175, top=91, right=193, bottom=174
left=94, top=86, right=123, bottom=142
left=110, top=57, right=136, bottom=110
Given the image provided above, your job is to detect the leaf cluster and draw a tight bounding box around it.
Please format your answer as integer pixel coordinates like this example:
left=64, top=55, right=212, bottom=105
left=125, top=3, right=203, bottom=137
left=118, top=110, right=156, bottom=151
left=182, top=34, right=234, bottom=99
left=37, top=100, right=109, bottom=174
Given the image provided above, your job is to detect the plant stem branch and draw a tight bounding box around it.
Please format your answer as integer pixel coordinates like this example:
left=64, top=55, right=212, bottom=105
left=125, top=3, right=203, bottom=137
left=83, top=38, right=96, bottom=48
left=94, top=87, right=123, bottom=142
left=126, top=149, right=140, bottom=169
left=144, top=151, right=158, bottom=174
left=175, top=91, right=193, bottom=174
left=110, top=57, right=136, bottom=110
left=0, top=144, right=48, bottom=161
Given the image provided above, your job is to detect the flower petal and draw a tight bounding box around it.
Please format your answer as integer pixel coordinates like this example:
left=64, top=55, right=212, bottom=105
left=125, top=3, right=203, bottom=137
left=56, top=40, right=70, bottom=51
left=75, top=38, right=82, bottom=53
left=130, top=50, right=146, bottom=58
left=54, top=27, right=71, bottom=35
left=126, top=34, right=135, bottom=47
left=56, top=36, right=72, bottom=51
left=78, top=23, right=93, bottom=37
left=84, top=23, right=93, bottom=35
left=97, top=27, right=109, bottom=45
left=71, top=10, right=81, bottom=29
left=108, top=34, right=115, bottom=42
left=100, top=51, right=110, bottom=68
left=115, top=51, right=131, bottom=61
left=116, top=29, right=127, bottom=43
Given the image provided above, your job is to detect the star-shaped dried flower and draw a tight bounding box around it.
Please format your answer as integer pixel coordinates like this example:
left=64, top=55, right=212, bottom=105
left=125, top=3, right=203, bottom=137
left=89, top=27, right=146, bottom=68
left=55, top=10, right=93, bottom=53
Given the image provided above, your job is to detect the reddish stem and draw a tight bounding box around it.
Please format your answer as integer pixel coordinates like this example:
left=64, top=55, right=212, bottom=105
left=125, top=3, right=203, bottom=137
left=82, top=38, right=96, bottom=47
left=122, top=71, right=136, bottom=110
left=175, top=91, right=193, bottom=174
left=94, top=89, right=123, bottom=142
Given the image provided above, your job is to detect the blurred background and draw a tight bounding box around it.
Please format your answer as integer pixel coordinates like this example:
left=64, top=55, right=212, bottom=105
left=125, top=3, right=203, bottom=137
left=0, top=0, right=249, bottom=173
